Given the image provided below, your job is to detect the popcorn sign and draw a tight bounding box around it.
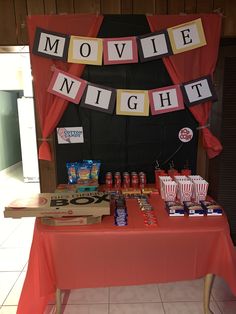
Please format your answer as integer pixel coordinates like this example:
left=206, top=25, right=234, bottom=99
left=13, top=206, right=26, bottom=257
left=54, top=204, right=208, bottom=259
left=178, top=127, right=193, bottom=143
left=57, top=127, right=84, bottom=144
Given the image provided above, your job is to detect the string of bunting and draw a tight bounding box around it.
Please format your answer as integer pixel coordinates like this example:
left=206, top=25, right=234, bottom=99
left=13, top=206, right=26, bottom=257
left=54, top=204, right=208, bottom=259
left=33, top=18, right=217, bottom=117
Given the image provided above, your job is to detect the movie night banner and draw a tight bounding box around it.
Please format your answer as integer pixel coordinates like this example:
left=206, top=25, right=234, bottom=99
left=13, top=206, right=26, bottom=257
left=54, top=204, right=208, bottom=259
left=33, top=18, right=206, bottom=65
left=47, top=68, right=217, bottom=117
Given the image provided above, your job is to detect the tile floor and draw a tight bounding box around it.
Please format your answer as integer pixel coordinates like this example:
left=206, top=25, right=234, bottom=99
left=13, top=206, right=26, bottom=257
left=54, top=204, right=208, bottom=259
left=0, top=164, right=236, bottom=314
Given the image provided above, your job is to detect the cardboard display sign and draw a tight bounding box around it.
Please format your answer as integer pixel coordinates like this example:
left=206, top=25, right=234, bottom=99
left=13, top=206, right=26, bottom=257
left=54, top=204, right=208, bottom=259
left=4, top=192, right=110, bottom=218
left=57, top=127, right=84, bottom=144
left=33, top=27, right=70, bottom=60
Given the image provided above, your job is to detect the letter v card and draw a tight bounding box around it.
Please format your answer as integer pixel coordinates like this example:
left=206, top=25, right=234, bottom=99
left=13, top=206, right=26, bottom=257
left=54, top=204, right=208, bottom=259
left=103, top=37, right=138, bottom=65
left=32, top=27, right=70, bottom=60
left=80, top=83, right=116, bottom=114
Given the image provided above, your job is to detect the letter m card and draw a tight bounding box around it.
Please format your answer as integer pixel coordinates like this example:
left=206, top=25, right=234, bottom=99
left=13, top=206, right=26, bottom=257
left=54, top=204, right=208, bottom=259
left=32, top=27, right=69, bottom=60
left=149, top=85, right=184, bottom=115
left=167, top=18, right=206, bottom=54
left=47, top=68, right=87, bottom=103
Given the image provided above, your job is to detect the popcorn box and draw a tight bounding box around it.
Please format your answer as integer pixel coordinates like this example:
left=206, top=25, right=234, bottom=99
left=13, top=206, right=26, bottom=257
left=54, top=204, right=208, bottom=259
left=173, top=175, right=188, bottom=182
left=162, top=181, right=177, bottom=201
left=188, top=175, right=203, bottom=181
left=178, top=180, right=193, bottom=203
left=159, top=176, right=172, bottom=199
left=192, top=179, right=208, bottom=203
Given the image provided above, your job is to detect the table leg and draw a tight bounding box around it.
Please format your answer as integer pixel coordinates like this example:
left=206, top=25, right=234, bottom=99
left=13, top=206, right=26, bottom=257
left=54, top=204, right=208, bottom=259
left=204, top=273, right=215, bottom=314
left=56, top=288, right=61, bottom=314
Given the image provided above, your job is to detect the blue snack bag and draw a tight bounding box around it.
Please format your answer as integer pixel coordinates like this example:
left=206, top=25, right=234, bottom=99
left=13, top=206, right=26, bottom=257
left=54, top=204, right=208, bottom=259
left=66, top=162, right=78, bottom=184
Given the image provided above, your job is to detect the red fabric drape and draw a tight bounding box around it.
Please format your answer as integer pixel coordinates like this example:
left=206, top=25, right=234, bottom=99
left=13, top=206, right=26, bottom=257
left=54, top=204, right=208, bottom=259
left=147, top=14, right=222, bottom=158
left=27, top=14, right=104, bottom=160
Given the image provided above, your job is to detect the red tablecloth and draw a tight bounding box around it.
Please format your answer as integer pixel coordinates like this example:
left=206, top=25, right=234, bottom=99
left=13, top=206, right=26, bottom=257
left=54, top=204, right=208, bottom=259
left=17, top=195, right=236, bottom=314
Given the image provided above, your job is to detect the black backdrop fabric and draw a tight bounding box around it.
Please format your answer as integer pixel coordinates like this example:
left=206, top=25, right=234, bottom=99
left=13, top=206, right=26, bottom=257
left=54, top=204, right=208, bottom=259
left=56, top=15, right=198, bottom=184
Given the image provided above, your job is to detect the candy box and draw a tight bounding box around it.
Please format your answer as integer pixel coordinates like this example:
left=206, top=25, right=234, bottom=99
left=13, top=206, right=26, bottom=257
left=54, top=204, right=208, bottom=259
left=183, top=201, right=205, bottom=217
left=165, top=201, right=185, bottom=216
left=200, top=200, right=223, bottom=216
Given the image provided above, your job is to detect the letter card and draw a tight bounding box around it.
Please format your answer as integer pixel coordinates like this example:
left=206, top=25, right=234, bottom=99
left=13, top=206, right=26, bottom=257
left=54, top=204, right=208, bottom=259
left=149, top=85, right=184, bottom=115
left=167, top=18, right=206, bottom=54
left=47, top=68, right=87, bottom=103
left=32, top=27, right=70, bottom=60
left=116, top=90, right=149, bottom=116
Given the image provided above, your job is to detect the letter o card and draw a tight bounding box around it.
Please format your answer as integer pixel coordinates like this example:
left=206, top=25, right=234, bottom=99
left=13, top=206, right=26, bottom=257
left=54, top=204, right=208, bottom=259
left=167, top=18, right=206, bottom=54
left=116, top=90, right=149, bottom=116
left=68, top=36, right=103, bottom=65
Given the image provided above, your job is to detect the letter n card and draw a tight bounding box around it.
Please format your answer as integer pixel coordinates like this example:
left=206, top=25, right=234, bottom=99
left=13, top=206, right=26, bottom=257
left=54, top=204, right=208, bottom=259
left=47, top=68, right=87, bottom=103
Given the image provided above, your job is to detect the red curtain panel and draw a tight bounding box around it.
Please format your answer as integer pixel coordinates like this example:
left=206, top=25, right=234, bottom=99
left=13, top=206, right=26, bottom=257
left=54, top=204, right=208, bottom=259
left=147, top=14, right=222, bottom=159
left=27, top=14, right=103, bottom=160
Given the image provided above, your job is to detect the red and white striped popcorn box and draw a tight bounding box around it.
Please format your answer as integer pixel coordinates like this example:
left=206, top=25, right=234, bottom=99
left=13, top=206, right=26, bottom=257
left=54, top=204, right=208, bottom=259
left=188, top=175, right=203, bottom=182
left=178, top=180, right=193, bottom=203
left=174, top=175, right=188, bottom=182
left=163, top=181, right=177, bottom=201
left=159, top=176, right=172, bottom=199
left=174, top=176, right=188, bottom=198
left=193, top=180, right=209, bottom=203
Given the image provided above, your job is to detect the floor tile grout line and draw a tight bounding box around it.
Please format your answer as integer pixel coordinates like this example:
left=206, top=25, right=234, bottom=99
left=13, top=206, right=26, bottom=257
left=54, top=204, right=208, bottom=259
left=1, top=271, right=22, bottom=307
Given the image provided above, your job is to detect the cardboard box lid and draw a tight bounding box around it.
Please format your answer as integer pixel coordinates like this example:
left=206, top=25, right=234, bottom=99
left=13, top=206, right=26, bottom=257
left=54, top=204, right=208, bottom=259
left=4, top=192, right=110, bottom=218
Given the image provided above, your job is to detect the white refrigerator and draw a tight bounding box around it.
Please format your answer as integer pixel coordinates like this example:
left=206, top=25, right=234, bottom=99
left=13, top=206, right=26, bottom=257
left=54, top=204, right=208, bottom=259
left=17, top=97, right=39, bottom=182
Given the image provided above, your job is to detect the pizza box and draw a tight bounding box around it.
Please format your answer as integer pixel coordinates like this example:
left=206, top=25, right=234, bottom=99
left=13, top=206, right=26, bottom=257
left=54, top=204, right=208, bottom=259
left=41, top=215, right=102, bottom=226
left=4, top=192, right=110, bottom=218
